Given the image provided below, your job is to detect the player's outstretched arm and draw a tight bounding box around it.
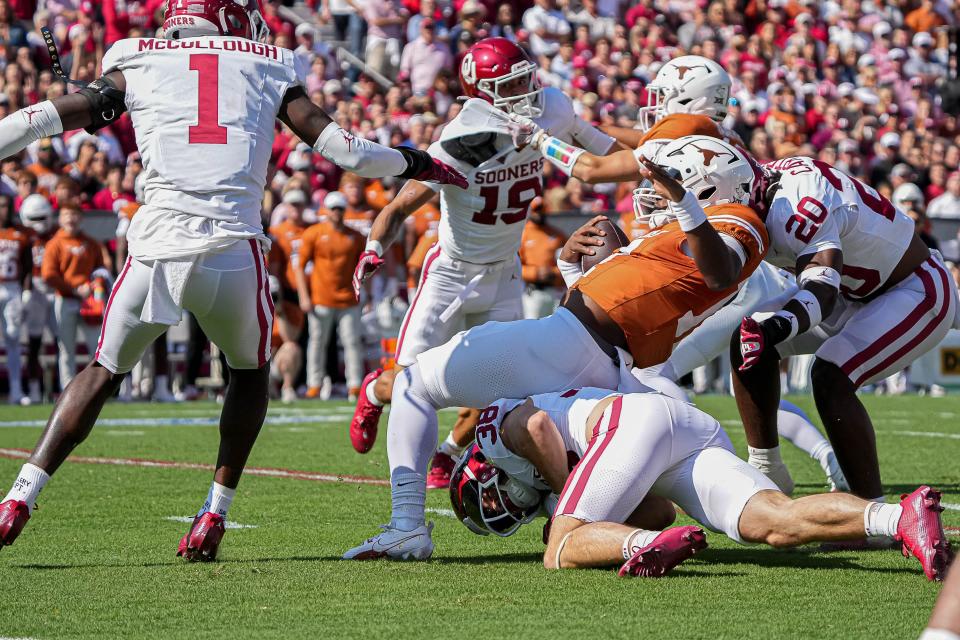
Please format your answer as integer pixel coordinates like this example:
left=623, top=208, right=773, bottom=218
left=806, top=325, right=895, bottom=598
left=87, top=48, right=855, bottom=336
left=0, top=71, right=126, bottom=160
left=277, top=87, right=465, bottom=187
left=638, top=157, right=742, bottom=290
left=599, top=125, right=644, bottom=151
left=352, top=179, right=436, bottom=299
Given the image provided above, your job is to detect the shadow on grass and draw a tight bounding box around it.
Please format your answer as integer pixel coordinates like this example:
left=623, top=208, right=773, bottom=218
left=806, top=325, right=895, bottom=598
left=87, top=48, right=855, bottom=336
left=700, top=547, right=919, bottom=575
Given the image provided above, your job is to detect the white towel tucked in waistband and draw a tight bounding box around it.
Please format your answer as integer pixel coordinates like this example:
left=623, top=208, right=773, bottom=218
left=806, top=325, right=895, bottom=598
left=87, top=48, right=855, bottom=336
left=140, top=256, right=197, bottom=325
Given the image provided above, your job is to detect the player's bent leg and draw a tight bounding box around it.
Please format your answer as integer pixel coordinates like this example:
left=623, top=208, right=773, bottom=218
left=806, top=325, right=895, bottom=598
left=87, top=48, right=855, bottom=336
left=729, top=333, right=794, bottom=494
left=624, top=494, right=678, bottom=532
left=1, top=361, right=124, bottom=548
left=776, top=399, right=848, bottom=492
left=810, top=358, right=883, bottom=499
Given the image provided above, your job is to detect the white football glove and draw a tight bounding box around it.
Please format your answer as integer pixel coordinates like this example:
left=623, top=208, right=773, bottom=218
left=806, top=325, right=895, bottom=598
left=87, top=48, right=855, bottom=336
left=507, top=113, right=547, bottom=150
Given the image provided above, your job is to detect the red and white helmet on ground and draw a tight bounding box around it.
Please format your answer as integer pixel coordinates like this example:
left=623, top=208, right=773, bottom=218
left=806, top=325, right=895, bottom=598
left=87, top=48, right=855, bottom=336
left=638, top=55, right=731, bottom=131
left=162, top=0, right=270, bottom=42
left=459, top=37, right=544, bottom=118
left=633, top=135, right=755, bottom=224
left=449, top=442, right=542, bottom=537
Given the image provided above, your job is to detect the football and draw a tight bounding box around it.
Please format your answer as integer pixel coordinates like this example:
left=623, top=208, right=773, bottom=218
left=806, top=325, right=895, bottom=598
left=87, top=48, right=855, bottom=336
left=580, top=218, right=630, bottom=273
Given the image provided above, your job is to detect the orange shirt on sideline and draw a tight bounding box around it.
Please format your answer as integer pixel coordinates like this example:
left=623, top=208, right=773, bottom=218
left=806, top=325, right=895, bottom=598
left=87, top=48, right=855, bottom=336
left=519, top=222, right=567, bottom=287
left=269, top=219, right=309, bottom=292
left=298, top=221, right=365, bottom=308
left=41, top=229, right=105, bottom=297
left=0, top=226, right=32, bottom=283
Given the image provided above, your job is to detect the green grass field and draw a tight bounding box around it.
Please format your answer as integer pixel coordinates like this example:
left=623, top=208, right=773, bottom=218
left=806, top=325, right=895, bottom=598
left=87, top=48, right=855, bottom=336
left=0, top=395, right=957, bottom=639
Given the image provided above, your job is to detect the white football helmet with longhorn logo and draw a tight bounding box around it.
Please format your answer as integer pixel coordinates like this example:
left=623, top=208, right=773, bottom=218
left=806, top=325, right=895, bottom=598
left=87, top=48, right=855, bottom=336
left=638, top=55, right=731, bottom=131
left=633, top=135, right=755, bottom=224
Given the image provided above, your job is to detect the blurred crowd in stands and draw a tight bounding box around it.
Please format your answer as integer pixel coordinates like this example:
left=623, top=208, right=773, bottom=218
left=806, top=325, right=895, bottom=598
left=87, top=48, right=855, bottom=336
left=1, top=0, right=959, bottom=404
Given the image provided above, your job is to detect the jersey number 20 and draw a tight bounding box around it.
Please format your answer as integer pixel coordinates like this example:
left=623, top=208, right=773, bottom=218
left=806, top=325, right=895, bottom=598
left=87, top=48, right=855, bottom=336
left=189, top=54, right=227, bottom=145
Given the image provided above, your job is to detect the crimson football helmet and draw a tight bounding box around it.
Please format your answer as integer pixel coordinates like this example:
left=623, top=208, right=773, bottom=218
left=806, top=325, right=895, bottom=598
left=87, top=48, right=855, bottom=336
left=162, top=0, right=270, bottom=42
left=459, top=37, right=543, bottom=118
left=449, top=443, right=542, bottom=537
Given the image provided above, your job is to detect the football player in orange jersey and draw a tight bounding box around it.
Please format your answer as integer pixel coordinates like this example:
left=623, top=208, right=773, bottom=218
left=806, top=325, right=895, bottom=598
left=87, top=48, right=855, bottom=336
left=0, top=193, right=32, bottom=404
left=345, top=136, right=766, bottom=560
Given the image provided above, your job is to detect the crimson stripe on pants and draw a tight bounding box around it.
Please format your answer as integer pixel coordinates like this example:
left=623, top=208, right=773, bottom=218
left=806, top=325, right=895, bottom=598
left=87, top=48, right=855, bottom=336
left=840, top=257, right=937, bottom=378
left=395, top=242, right=442, bottom=357
left=557, top=396, right=623, bottom=516
left=95, top=256, right=132, bottom=360
left=853, top=259, right=951, bottom=386
left=250, top=239, right=269, bottom=367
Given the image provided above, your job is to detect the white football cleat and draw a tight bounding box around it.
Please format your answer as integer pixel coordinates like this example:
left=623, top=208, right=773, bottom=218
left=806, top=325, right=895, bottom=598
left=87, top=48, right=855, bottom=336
left=343, top=522, right=434, bottom=561
left=819, top=450, right=850, bottom=492
left=281, top=386, right=297, bottom=404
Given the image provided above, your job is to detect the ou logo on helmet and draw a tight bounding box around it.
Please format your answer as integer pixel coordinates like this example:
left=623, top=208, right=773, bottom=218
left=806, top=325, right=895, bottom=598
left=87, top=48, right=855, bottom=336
left=461, top=52, right=477, bottom=85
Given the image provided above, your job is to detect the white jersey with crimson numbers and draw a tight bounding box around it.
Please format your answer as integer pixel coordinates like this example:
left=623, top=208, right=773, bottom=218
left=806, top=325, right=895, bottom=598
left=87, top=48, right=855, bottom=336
left=763, top=156, right=914, bottom=300
left=427, top=87, right=615, bottom=264
left=101, top=36, right=307, bottom=260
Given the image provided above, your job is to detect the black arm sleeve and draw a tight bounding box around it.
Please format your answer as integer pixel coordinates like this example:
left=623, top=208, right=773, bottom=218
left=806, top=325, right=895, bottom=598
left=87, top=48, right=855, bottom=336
left=394, top=147, right=433, bottom=179
left=77, top=75, right=126, bottom=134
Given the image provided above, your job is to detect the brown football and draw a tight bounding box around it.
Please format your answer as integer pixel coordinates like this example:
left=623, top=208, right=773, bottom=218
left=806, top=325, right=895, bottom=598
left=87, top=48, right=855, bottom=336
left=580, top=218, right=630, bottom=272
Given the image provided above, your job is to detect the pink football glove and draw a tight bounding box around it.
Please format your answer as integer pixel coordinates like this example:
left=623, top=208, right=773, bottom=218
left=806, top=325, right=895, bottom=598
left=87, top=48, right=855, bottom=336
left=738, top=316, right=765, bottom=372
left=352, top=250, right=385, bottom=300
left=414, top=158, right=468, bottom=189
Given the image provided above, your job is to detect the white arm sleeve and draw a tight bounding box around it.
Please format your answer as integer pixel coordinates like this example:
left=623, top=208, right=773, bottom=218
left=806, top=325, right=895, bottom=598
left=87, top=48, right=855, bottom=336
left=0, top=101, right=63, bottom=160
left=557, top=257, right=582, bottom=287
left=313, top=121, right=408, bottom=178
left=570, top=117, right=616, bottom=155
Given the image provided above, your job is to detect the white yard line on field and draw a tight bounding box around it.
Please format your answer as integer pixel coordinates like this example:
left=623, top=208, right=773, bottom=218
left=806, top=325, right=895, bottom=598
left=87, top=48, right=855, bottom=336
left=164, top=516, right=258, bottom=529
left=426, top=508, right=457, bottom=519
left=943, top=503, right=960, bottom=512
left=888, top=430, right=960, bottom=440
left=0, top=413, right=352, bottom=429
left=104, top=430, right=146, bottom=436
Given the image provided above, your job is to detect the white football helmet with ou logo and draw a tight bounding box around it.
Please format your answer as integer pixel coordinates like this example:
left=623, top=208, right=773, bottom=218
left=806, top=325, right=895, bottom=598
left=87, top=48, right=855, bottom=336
left=19, top=194, right=55, bottom=234
left=638, top=55, right=731, bottom=131
left=633, top=135, right=755, bottom=225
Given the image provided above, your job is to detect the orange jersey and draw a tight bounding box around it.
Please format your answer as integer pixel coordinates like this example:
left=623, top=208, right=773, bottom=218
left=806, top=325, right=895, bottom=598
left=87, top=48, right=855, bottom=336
left=639, top=114, right=746, bottom=151
left=268, top=219, right=308, bottom=292
left=519, top=222, right=566, bottom=287
left=406, top=230, right=438, bottom=289
left=0, top=226, right=32, bottom=283
left=30, top=230, right=55, bottom=279
left=298, top=221, right=365, bottom=308
left=572, top=204, right=768, bottom=368
left=406, top=202, right=442, bottom=239
left=41, top=229, right=105, bottom=297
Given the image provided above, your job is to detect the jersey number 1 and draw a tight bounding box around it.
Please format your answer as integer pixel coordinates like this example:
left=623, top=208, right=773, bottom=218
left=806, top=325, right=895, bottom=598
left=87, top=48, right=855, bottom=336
left=189, top=54, right=227, bottom=145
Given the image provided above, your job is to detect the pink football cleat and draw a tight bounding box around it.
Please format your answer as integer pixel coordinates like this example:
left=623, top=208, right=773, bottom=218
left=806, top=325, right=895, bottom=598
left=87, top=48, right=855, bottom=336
left=350, top=368, right=384, bottom=454
left=0, top=500, right=30, bottom=549
left=177, top=512, right=226, bottom=562
left=426, top=451, right=456, bottom=489
left=896, top=486, right=954, bottom=581
left=618, top=525, right=707, bottom=578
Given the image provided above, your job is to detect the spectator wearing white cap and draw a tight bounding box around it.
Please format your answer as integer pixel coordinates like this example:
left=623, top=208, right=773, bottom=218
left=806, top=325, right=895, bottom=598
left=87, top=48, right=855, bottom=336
left=928, top=172, right=960, bottom=220
left=294, top=191, right=366, bottom=400
left=893, top=182, right=925, bottom=214
left=869, top=131, right=903, bottom=186
left=522, top=0, right=570, bottom=57
left=904, top=30, right=946, bottom=80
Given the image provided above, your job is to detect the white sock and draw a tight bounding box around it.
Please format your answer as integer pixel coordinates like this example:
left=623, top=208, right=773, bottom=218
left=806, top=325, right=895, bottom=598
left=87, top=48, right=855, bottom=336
left=919, top=629, right=960, bottom=640
left=199, top=482, right=235, bottom=519
left=776, top=401, right=831, bottom=462
left=4, top=463, right=50, bottom=513
left=390, top=471, right=426, bottom=531
left=156, top=374, right=170, bottom=393
left=623, top=529, right=660, bottom=559
left=386, top=367, right=437, bottom=531
left=437, top=431, right=465, bottom=457
left=747, top=445, right=784, bottom=469
left=864, top=502, right=902, bottom=538
left=365, top=374, right=384, bottom=407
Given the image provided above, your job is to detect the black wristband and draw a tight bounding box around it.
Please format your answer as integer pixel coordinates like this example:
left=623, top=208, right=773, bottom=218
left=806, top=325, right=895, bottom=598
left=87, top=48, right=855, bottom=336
left=761, top=314, right=794, bottom=346
left=394, top=146, right=432, bottom=178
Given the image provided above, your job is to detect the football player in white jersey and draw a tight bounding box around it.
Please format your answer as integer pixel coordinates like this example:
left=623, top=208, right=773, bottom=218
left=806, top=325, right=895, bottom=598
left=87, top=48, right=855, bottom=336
left=347, top=37, right=617, bottom=487
left=515, top=61, right=844, bottom=494
left=0, top=0, right=466, bottom=559
left=450, top=388, right=951, bottom=580
left=732, top=156, right=960, bottom=502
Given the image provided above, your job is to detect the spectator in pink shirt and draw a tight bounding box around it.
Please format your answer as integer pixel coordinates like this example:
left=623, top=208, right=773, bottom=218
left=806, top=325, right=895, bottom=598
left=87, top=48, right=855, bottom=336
left=400, top=19, right=453, bottom=95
